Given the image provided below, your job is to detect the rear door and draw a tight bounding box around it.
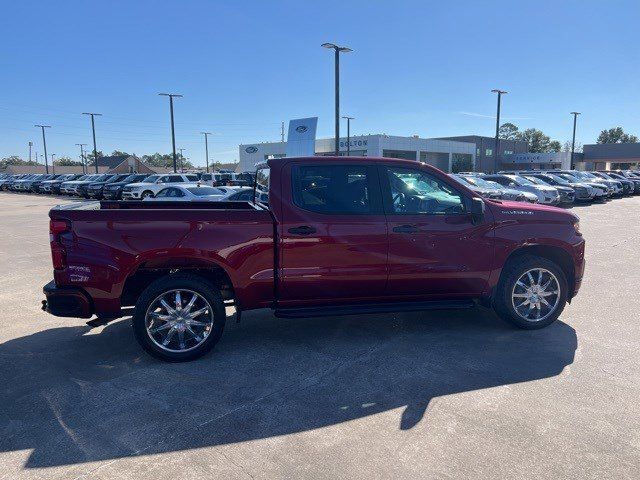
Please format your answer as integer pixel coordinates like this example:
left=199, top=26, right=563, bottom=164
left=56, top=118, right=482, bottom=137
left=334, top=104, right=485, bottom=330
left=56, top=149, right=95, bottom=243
left=278, top=162, right=388, bottom=305
left=381, top=164, right=494, bottom=297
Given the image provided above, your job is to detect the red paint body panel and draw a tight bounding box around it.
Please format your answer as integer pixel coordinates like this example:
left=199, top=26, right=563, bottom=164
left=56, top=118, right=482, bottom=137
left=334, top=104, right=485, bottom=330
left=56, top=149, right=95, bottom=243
left=46, top=157, right=585, bottom=320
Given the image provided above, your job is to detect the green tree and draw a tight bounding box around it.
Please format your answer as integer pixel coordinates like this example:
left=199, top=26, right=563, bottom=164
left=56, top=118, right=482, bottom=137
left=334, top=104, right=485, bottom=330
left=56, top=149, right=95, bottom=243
left=141, top=153, right=195, bottom=170
left=85, top=150, right=105, bottom=165
left=111, top=150, right=131, bottom=157
left=54, top=156, right=83, bottom=166
left=597, top=127, right=638, bottom=144
left=562, top=141, right=583, bottom=153
left=518, top=128, right=560, bottom=153
left=499, top=122, right=520, bottom=140
left=0, top=156, right=39, bottom=169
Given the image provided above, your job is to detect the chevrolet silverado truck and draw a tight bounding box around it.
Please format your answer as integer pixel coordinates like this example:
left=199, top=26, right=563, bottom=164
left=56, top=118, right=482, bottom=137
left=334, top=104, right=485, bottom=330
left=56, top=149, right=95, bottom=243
left=43, top=157, right=585, bottom=361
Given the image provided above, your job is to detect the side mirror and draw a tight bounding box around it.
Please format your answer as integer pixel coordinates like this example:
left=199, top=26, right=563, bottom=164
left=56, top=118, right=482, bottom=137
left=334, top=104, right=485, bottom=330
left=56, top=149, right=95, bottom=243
left=469, top=197, right=485, bottom=223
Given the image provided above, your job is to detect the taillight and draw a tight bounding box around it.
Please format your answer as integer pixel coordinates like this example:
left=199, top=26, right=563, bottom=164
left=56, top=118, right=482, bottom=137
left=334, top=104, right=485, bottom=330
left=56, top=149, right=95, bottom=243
left=49, top=219, right=70, bottom=270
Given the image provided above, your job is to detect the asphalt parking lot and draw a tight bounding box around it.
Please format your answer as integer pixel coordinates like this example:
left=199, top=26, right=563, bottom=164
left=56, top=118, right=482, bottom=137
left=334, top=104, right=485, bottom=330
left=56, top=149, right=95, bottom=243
left=0, top=192, right=639, bottom=479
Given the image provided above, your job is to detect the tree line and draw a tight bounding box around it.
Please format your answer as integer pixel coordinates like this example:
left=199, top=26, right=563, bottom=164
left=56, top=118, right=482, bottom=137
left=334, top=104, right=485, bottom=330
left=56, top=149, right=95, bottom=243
left=499, top=124, right=637, bottom=153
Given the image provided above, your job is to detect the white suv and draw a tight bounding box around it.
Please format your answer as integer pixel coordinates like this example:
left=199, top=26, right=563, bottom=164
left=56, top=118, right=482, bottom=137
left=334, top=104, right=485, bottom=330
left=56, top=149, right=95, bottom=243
left=121, top=173, right=199, bottom=199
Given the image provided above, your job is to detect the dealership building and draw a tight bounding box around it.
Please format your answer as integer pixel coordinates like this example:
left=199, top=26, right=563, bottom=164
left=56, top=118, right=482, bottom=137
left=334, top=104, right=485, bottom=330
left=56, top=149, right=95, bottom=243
left=239, top=131, right=640, bottom=174
left=239, top=134, right=476, bottom=173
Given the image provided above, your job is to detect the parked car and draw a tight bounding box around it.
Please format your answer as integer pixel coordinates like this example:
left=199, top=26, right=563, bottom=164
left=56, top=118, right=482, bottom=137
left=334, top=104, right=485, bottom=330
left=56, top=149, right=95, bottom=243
left=485, top=174, right=561, bottom=205
left=449, top=174, right=503, bottom=200
left=41, top=174, right=84, bottom=194
left=25, top=174, right=59, bottom=193
left=145, top=184, right=226, bottom=202
left=60, top=174, right=102, bottom=195
left=524, top=172, right=596, bottom=202
left=43, top=156, right=585, bottom=361
left=85, top=174, right=130, bottom=199
left=552, top=170, right=621, bottom=196
left=121, top=173, right=199, bottom=199
left=607, top=170, right=640, bottom=193
left=519, top=174, right=575, bottom=205
left=597, top=171, right=639, bottom=194
left=218, top=187, right=269, bottom=203
left=10, top=174, right=40, bottom=192
left=38, top=173, right=80, bottom=193
left=199, top=172, right=240, bottom=187
left=102, top=174, right=151, bottom=200
left=551, top=172, right=609, bottom=200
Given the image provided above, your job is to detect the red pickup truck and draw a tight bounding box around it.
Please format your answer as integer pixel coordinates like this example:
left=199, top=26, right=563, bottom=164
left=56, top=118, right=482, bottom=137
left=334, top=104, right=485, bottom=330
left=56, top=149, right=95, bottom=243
left=43, top=157, right=585, bottom=361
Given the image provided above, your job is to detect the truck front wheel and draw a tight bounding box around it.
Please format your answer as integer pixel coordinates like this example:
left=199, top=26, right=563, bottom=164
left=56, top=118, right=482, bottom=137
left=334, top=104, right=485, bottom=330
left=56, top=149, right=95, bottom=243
left=493, top=255, right=568, bottom=329
left=133, top=273, right=226, bottom=361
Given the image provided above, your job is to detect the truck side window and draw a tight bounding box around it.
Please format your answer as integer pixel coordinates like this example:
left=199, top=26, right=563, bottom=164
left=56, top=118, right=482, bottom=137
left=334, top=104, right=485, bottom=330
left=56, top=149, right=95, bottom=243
left=385, top=167, right=464, bottom=215
left=292, top=165, right=372, bottom=214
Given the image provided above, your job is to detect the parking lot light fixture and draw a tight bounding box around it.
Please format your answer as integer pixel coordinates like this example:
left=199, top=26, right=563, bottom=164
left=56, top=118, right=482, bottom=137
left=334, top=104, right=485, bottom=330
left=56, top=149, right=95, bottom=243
left=491, top=89, right=507, bottom=173
left=322, top=43, right=352, bottom=155
left=159, top=93, right=183, bottom=173
left=34, top=125, right=51, bottom=174
left=342, top=116, right=354, bottom=155
left=570, top=112, right=581, bottom=169
left=82, top=112, right=102, bottom=173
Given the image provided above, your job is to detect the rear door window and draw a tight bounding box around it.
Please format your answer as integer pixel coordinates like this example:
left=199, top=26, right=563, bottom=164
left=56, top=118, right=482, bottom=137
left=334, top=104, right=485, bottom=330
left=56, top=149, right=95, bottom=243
left=292, top=165, right=380, bottom=214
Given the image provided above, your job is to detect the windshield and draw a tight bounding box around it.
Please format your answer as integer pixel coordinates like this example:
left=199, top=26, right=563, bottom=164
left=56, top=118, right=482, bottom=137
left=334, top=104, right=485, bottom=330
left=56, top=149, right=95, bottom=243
left=509, top=175, right=535, bottom=186
left=186, top=186, right=223, bottom=196
left=462, top=176, right=496, bottom=189
left=557, top=173, right=581, bottom=183
left=523, top=175, right=550, bottom=186
left=545, top=174, right=571, bottom=185
left=143, top=175, right=161, bottom=183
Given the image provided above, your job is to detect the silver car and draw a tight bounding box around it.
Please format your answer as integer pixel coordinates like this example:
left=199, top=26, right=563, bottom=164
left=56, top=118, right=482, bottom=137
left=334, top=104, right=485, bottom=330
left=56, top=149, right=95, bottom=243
left=485, top=174, right=561, bottom=205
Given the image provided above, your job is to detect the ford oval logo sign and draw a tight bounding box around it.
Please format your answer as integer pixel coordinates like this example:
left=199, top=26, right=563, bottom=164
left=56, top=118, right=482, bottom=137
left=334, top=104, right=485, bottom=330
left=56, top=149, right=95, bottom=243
left=295, top=125, right=308, bottom=133
left=245, top=146, right=258, bottom=154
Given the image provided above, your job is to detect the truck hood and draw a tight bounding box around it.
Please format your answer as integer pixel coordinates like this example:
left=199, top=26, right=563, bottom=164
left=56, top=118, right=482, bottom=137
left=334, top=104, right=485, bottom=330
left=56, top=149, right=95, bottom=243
left=488, top=199, right=578, bottom=223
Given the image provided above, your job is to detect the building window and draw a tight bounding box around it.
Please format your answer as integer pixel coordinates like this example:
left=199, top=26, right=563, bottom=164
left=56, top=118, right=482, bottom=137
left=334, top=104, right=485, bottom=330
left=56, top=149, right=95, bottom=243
left=383, top=149, right=417, bottom=160
left=451, top=153, right=474, bottom=173
left=485, top=149, right=493, bottom=156
left=476, top=148, right=480, bottom=156
left=503, top=150, right=513, bottom=155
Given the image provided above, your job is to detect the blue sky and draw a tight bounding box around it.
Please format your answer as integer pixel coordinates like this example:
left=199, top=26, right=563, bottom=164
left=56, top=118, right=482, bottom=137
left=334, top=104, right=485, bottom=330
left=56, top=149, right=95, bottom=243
left=1, top=0, right=639, bottom=166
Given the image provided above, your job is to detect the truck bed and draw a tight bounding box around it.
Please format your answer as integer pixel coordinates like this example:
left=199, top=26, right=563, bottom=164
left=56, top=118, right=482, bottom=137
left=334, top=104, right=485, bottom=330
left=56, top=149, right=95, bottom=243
left=49, top=200, right=275, bottom=316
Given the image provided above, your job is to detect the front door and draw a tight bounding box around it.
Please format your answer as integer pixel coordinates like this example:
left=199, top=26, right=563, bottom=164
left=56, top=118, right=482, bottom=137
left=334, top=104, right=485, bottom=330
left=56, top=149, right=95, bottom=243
left=278, top=162, right=388, bottom=305
left=381, top=165, right=494, bottom=297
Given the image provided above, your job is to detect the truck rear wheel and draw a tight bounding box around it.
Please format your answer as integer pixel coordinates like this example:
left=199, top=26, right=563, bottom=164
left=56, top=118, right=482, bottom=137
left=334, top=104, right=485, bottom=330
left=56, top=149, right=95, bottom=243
left=493, top=255, right=568, bottom=329
left=132, top=273, right=226, bottom=361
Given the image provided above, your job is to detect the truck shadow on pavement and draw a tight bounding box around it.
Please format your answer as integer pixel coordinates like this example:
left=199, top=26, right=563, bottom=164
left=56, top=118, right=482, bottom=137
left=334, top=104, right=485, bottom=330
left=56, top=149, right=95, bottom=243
left=0, top=307, right=577, bottom=469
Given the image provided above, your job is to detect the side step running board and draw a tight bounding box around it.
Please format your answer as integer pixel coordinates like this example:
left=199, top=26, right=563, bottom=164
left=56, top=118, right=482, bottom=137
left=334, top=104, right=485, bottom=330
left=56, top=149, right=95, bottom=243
left=275, top=299, right=475, bottom=319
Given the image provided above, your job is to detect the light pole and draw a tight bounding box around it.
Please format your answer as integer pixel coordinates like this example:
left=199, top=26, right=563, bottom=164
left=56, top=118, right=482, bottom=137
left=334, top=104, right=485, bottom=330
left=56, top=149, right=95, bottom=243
left=76, top=143, right=88, bottom=174
left=322, top=43, right=352, bottom=155
left=28, top=141, right=33, bottom=163
left=491, top=89, right=507, bottom=173
left=82, top=112, right=102, bottom=173
left=34, top=125, right=51, bottom=174
left=51, top=154, right=56, bottom=174
left=570, top=112, right=581, bottom=169
left=201, top=132, right=212, bottom=173
left=341, top=116, right=354, bottom=155
left=178, top=148, right=185, bottom=172
left=159, top=93, right=183, bottom=172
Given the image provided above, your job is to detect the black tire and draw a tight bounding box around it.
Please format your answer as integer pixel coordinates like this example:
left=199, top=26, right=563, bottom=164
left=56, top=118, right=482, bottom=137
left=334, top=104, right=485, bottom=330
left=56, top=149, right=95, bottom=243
left=141, top=190, right=154, bottom=199
left=132, top=273, right=226, bottom=362
left=493, top=254, right=568, bottom=330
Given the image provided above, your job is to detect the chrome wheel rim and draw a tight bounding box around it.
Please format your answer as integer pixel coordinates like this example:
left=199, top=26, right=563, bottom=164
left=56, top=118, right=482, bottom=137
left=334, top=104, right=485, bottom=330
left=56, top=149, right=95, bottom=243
left=145, top=289, right=214, bottom=353
left=511, top=268, right=561, bottom=322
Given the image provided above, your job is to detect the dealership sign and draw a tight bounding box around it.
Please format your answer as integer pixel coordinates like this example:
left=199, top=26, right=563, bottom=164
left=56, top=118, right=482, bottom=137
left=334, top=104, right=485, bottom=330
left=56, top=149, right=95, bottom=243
left=245, top=146, right=258, bottom=154
left=339, top=139, right=367, bottom=148
left=286, top=117, right=318, bottom=157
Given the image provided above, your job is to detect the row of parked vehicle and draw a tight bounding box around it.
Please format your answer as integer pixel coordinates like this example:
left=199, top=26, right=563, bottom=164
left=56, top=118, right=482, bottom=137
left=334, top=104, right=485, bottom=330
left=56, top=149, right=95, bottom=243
left=450, top=169, right=640, bottom=206
left=0, top=171, right=258, bottom=202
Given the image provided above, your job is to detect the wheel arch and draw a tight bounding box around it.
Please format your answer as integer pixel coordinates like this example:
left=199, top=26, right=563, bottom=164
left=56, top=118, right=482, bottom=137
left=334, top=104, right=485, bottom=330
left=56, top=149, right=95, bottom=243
left=501, top=245, right=575, bottom=302
left=120, top=256, right=236, bottom=307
